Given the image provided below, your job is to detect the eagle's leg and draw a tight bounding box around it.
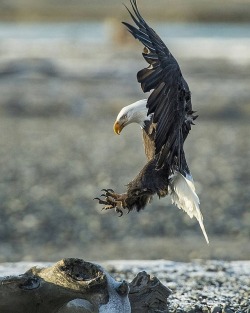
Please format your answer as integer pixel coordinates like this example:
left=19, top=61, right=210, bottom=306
left=94, top=189, right=128, bottom=216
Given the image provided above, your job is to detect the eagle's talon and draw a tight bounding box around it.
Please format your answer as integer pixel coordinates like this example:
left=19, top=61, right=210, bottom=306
left=94, top=197, right=109, bottom=205
left=106, top=191, right=116, bottom=198
left=94, top=196, right=117, bottom=208
left=101, top=188, right=114, bottom=193
left=95, top=189, right=129, bottom=217
left=116, top=208, right=124, bottom=217
left=102, top=204, right=116, bottom=210
left=105, top=195, right=116, bottom=203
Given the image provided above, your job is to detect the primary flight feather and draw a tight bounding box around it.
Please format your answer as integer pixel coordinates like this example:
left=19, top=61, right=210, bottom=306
left=95, top=0, right=209, bottom=244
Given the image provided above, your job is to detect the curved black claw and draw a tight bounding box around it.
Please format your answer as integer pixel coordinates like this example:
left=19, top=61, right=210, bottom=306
left=101, top=188, right=114, bottom=193
left=115, top=208, right=124, bottom=217
left=93, top=197, right=109, bottom=205
left=94, top=189, right=128, bottom=217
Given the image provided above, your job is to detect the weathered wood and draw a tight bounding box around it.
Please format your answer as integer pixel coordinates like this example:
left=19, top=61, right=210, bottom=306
left=0, top=258, right=171, bottom=313
left=129, top=271, right=171, bottom=313
left=0, top=258, right=110, bottom=313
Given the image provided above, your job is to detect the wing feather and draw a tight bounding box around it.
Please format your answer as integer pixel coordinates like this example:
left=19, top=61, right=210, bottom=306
left=123, top=0, right=194, bottom=171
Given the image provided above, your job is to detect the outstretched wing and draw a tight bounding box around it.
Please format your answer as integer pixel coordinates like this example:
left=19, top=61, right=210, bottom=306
left=123, top=0, right=193, bottom=170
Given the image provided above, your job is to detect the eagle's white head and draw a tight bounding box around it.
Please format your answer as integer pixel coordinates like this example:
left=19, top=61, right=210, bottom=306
left=113, top=99, right=150, bottom=135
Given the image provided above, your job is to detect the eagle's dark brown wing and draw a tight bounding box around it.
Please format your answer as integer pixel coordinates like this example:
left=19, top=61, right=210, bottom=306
left=123, top=0, right=194, bottom=171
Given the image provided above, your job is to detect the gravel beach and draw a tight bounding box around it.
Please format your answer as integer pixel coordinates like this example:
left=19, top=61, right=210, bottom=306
left=0, top=260, right=249, bottom=312
left=106, top=260, right=250, bottom=313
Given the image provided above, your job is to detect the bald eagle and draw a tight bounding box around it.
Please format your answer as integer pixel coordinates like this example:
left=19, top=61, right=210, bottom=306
left=95, top=0, right=209, bottom=244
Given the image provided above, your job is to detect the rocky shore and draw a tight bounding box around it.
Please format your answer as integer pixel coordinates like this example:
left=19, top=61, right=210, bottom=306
left=0, top=260, right=249, bottom=312
left=105, top=260, right=250, bottom=313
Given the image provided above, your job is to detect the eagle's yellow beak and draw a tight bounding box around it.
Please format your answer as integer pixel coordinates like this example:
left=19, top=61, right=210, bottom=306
left=113, top=121, right=123, bottom=135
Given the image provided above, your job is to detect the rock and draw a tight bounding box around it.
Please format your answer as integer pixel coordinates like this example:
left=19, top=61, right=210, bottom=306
left=211, top=306, right=222, bottom=313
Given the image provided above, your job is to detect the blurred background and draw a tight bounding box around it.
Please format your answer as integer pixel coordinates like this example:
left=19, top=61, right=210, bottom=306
left=0, top=0, right=249, bottom=262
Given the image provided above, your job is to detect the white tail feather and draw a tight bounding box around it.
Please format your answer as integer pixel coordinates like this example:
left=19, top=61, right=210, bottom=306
left=169, top=171, right=209, bottom=244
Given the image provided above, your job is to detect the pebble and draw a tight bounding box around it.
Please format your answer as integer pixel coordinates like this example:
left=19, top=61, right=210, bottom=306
left=211, top=306, right=222, bottom=313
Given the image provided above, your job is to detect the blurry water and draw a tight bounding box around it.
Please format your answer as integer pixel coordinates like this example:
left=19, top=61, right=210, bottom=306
left=155, top=22, right=250, bottom=38
left=0, top=22, right=249, bottom=62
left=0, top=22, right=249, bottom=42
left=0, top=22, right=106, bottom=43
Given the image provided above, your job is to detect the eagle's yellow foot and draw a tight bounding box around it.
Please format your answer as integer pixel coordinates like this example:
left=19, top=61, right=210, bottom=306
left=94, top=189, right=128, bottom=216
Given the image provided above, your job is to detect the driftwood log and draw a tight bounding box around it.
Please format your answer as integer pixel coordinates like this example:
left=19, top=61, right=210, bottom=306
left=0, top=258, right=171, bottom=313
